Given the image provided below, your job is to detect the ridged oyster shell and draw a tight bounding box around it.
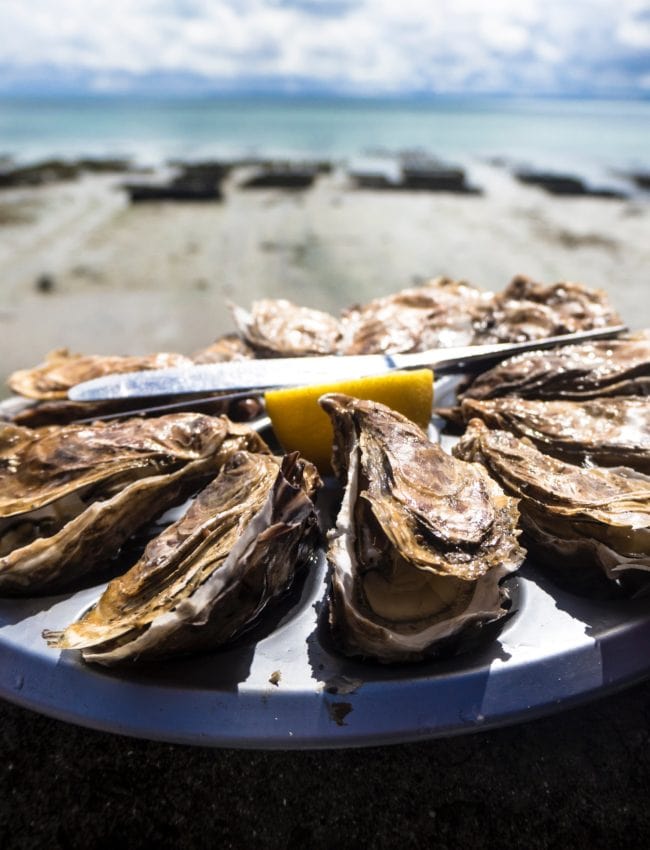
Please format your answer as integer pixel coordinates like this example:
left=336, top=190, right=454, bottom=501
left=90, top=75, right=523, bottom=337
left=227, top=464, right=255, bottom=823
left=8, top=348, right=193, bottom=401
left=0, top=414, right=268, bottom=594
left=339, top=278, right=491, bottom=354
left=231, top=299, right=342, bottom=356
left=45, top=451, right=321, bottom=664
left=459, top=332, right=650, bottom=403
left=320, top=394, right=525, bottom=663
left=472, top=275, right=621, bottom=344
left=454, top=419, right=650, bottom=596
left=460, top=397, right=650, bottom=473
left=229, top=276, right=621, bottom=361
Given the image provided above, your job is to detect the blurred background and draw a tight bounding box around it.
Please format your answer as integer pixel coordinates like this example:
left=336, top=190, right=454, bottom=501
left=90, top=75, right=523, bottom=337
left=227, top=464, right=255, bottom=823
left=0, top=0, right=649, bottom=391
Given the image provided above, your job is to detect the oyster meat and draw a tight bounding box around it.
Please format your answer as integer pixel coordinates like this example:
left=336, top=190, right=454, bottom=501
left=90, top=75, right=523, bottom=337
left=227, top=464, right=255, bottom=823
left=454, top=419, right=650, bottom=596
left=460, top=397, right=650, bottom=473
left=459, top=332, right=650, bottom=404
left=45, top=451, right=321, bottom=664
left=0, top=413, right=268, bottom=594
left=320, top=394, right=525, bottom=663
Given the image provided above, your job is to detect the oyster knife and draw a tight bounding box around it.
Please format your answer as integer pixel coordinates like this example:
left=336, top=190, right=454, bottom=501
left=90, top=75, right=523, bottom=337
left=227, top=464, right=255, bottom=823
left=68, top=325, right=627, bottom=401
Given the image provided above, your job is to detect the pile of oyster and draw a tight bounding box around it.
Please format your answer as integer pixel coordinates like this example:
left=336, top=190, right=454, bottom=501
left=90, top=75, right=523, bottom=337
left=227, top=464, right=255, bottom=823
left=1, top=274, right=622, bottom=427
left=1, top=274, right=648, bottom=667
left=0, top=414, right=269, bottom=593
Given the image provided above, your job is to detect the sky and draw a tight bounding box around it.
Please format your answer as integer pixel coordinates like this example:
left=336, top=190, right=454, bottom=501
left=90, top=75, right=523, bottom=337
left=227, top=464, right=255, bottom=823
left=0, top=0, right=649, bottom=97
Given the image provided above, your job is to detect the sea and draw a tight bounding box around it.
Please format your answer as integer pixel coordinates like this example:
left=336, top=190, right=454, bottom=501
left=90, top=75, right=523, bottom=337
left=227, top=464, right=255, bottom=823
left=1, top=95, right=649, bottom=181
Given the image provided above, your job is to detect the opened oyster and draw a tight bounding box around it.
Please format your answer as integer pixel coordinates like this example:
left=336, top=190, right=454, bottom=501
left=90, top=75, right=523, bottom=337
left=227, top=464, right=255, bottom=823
left=454, top=420, right=650, bottom=596
left=45, top=451, right=320, bottom=664
left=459, top=331, right=650, bottom=404
left=0, top=413, right=268, bottom=594
left=319, top=394, right=525, bottom=663
left=460, top=397, right=650, bottom=473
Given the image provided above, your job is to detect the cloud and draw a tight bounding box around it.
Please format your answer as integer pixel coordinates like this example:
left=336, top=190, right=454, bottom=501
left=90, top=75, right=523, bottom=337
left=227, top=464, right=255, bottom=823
left=0, top=0, right=648, bottom=96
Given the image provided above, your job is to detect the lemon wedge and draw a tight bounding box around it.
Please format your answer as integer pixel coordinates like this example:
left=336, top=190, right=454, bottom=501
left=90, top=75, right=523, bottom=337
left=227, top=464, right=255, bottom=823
left=265, top=368, right=433, bottom=473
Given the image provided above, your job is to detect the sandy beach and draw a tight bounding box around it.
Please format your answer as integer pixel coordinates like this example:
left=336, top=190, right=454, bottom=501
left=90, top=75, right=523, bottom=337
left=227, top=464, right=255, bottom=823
left=0, top=161, right=648, bottom=395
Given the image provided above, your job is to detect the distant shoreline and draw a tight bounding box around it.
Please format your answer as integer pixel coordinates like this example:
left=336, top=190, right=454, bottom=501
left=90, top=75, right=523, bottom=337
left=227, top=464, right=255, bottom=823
left=1, top=96, right=649, bottom=174
left=1, top=153, right=647, bottom=200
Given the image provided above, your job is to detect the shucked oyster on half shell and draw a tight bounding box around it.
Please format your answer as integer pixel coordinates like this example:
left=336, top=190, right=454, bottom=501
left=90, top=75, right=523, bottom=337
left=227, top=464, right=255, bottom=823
left=454, top=420, right=650, bottom=596
left=460, top=397, right=650, bottom=474
left=0, top=413, right=268, bottom=595
left=319, top=394, right=525, bottom=663
left=45, top=451, right=321, bottom=665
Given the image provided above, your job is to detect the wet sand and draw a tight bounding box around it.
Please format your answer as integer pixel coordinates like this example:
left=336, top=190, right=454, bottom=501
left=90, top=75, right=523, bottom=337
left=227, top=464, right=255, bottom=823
left=0, top=162, right=648, bottom=393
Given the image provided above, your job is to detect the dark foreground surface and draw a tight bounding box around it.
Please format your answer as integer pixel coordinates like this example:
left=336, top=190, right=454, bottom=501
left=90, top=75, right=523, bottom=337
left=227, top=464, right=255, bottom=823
left=2, top=677, right=650, bottom=850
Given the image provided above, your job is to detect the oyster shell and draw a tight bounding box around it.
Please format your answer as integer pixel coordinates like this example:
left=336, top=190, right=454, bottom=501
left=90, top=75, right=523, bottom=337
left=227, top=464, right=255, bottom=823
left=0, top=413, right=268, bottom=594
left=2, top=394, right=243, bottom=429
left=45, top=451, right=321, bottom=664
left=320, top=394, right=525, bottom=663
left=192, top=333, right=257, bottom=364
left=231, top=298, right=342, bottom=356
left=340, top=277, right=492, bottom=354
left=8, top=348, right=193, bottom=401
left=460, top=332, right=650, bottom=404
left=454, top=419, right=650, bottom=596
left=460, top=397, right=650, bottom=473
left=473, top=275, right=622, bottom=343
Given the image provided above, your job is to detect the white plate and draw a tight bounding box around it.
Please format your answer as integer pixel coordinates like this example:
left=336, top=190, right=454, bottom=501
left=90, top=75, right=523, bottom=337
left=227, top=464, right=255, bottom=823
left=2, top=387, right=650, bottom=748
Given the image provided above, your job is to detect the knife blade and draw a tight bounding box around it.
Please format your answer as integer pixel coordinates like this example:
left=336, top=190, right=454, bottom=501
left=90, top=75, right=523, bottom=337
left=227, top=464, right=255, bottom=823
left=68, top=325, right=627, bottom=401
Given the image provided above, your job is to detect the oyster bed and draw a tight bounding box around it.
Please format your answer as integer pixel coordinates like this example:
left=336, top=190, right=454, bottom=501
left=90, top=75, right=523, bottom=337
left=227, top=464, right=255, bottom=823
left=2, top=382, right=650, bottom=748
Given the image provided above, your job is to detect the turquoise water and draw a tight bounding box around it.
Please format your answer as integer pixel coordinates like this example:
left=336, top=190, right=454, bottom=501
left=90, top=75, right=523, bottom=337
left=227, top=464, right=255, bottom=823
left=1, top=95, right=649, bottom=172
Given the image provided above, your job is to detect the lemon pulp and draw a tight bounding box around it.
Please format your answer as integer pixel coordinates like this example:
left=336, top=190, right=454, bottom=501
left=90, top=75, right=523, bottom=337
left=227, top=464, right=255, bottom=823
left=265, top=368, right=433, bottom=473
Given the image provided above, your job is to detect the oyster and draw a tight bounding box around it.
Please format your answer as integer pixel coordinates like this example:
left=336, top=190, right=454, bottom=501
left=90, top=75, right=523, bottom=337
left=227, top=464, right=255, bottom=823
left=460, top=397, right=650, bottom=473
left=3, top=335, right=265, bottom=427
left=228, top=276, right=622, bottom=361
left=473, top=275, right=622, bottom=343
left=231, top=298, right=342, bottom=356
left=0, top=413, right=268, bottom=594
left=8, top=348, right=193, bottom=401
left=2, top=394, right=244, bottom=429
left=454, top=420, right=650, bottom=596
left=320, top=394, right=525, bottom=663
left=339, top=277, right=492, bottom=354
left=460, top=332, right=650, bottom=404
left=45, top=451, right=321, bottom=664
left=192, top=333, right=256, bottom=364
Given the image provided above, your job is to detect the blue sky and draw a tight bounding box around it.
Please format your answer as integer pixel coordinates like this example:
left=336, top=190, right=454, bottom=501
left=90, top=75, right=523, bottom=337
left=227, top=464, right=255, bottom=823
left=1, top=0, right=649, bottom=97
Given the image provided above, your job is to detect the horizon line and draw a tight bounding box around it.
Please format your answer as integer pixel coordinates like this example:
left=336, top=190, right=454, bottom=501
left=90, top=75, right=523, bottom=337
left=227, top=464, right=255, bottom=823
left=1, top=90, right=649, bottom=102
